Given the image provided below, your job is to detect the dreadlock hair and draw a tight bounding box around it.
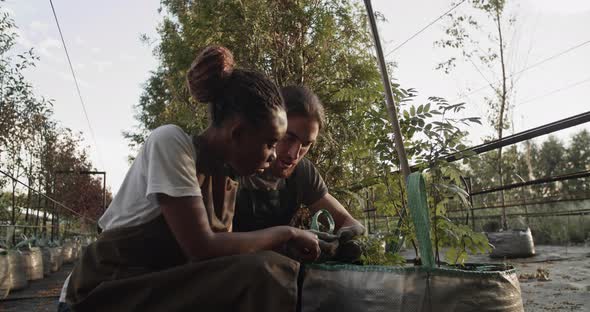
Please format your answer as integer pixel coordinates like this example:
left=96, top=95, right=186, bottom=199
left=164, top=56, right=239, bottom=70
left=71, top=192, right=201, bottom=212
left=187, top=46, right=284, bottom=127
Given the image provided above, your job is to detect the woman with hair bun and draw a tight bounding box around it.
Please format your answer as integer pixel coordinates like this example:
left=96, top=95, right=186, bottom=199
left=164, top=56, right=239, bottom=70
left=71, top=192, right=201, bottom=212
left=61, top=46, right=320, bottom=312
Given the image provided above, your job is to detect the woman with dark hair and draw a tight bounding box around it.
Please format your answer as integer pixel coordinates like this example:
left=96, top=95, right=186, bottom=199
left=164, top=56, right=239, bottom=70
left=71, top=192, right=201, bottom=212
left=62, top=46, right=320, bottom=312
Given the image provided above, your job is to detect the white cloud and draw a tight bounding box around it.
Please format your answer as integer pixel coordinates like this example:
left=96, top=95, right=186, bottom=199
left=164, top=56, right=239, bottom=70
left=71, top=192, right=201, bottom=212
left=92, top=60, right=113, bottom=73
left=91, top=47, right=101, bottom=54
left=119, top=52, right=136, bottom=62
left=3, top=1, right=37, bottom=14
left=74, top=36, right=87, bottom=46
left=75, top=62, right=87, bottom=70
left=527, top=0, right=590, bottom=15
left=57, top=71, right=91, bottom=89
left=14, top=29, right=33, bottom=48
left=38, top=37, right=61, bottom=58
left=40, top=38, right=60, bottom=49
left=29, top=20, right=50, bottom=36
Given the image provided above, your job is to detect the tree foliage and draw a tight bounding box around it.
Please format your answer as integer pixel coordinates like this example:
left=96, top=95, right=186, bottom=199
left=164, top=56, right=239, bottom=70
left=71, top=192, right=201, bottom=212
left=127, top=0, right=491, bottom=263
left=125, top=0, right=388, bottom=190
left=436, top=0, right=517, bottom=228
left=0, top=8, right=108, bottom=238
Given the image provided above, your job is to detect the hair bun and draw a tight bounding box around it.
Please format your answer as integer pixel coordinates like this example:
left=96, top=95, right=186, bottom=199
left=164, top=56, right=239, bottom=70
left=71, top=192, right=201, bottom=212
left=187, top=45, right=235, bottom=103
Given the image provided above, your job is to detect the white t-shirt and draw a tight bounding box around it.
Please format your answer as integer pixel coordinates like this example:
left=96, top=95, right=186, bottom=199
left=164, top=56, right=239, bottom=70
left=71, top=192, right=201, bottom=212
left=99, top=124, right=202, bottom=230
left=61, top=125, right=202, bottom=304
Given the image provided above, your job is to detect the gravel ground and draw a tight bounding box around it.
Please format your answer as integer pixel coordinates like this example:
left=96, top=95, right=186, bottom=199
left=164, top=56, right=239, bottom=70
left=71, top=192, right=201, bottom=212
left=401, top=244, right=589, bottom=311
left=0, top=263, right=73, bottom=312
left=507, top=246, right=589, bottom=312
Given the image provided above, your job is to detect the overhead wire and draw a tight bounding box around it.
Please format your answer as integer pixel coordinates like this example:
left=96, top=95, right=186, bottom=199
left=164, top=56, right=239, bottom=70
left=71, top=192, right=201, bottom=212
left=465, top=58, right=492, bottom=118
left=516, top=76, right=590, bottom=108
left=384, top=0, right=467, bottom=57
left=48, top=0, right=105, bottom=169
left=452, top=39, right=590, bottom=103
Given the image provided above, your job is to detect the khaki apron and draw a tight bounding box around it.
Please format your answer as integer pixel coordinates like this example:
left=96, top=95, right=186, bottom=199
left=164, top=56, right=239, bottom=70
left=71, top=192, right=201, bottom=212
left=66, top=136, right=300, bottom=312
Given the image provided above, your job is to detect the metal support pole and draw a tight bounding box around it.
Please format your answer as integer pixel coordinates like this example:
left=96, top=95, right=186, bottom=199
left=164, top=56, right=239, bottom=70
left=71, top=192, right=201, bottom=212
left=363, top=0, right=411, bottom=179
left=442, top=111, right=590, bottom=164
left=471, top=170, right=590, bottom=196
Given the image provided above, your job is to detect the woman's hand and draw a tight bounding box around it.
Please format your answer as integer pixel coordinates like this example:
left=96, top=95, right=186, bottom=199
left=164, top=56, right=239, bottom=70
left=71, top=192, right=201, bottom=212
left=160, top=194, right=314, bottom=260
left=285, top=229, right=321, bottom=262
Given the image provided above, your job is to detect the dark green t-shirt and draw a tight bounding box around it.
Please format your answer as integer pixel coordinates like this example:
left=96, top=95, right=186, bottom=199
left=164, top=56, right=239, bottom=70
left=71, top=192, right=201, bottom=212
left=233, top=158, right=328, bottom=231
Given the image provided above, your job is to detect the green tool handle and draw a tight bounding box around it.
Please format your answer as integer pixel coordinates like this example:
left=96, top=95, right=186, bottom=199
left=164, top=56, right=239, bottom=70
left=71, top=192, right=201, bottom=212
left=310, top=209, right=335, bottom=234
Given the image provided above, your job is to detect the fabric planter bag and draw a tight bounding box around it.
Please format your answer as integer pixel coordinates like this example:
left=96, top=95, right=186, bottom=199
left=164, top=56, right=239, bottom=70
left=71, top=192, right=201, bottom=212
left=487, top=228, right=535, bottom=259
left=21, top=247, right=44, bottom=281
left=0, top=251, right=9, bottom=295
left=62, top=241, right=75, bottom=264
left=41, top=247, right=52, bottom=276
left=0, top=250, right=29, bottom=293
left=49, top=246, right=63, bottom=272
left=301, top=173, right=524, bottom=312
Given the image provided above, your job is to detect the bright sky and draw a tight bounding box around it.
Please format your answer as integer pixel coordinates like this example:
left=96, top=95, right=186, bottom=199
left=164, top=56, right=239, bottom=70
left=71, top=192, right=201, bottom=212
left=2, top=0, right=589, bottom=194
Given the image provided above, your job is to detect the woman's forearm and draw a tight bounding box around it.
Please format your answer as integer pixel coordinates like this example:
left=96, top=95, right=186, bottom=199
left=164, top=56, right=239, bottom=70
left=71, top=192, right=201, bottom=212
left=159, top=194, right=317, bottom=262
left=195, top=226, right=295, bottom=260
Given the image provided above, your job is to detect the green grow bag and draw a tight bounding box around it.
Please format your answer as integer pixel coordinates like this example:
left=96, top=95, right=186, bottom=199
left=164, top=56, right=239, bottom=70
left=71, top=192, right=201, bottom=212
left=301, top=173, right=524, bottom=312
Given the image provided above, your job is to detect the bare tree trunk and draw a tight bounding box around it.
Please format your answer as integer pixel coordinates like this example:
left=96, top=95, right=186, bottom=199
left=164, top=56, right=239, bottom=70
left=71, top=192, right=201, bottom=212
left=495, top=7, right=508, bottom=230
left=525, top=142, right=535, bottom=181
left=34, top=184, right=42, bottom=236
left=11, top=179, right=16, bottom=245
left=24, top=178, right=32, bottom=236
